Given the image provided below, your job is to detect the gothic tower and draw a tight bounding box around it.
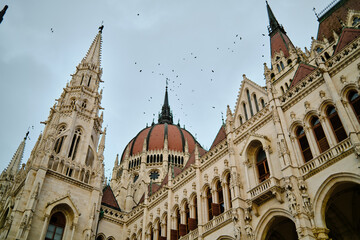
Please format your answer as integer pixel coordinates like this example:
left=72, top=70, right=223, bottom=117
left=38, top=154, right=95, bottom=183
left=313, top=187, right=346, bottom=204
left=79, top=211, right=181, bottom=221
left=0, top=27, right=106, bottom=240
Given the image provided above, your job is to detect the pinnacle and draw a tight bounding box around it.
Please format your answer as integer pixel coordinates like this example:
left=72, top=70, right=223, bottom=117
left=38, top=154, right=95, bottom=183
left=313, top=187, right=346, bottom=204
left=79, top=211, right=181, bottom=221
left=82, top=29, right=103, bottom=68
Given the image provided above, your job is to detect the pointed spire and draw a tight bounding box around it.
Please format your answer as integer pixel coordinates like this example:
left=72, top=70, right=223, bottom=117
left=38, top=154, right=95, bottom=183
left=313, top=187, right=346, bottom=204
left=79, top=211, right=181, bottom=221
left=5, top=131, right=28, bottom=176
left=266, top=1, right=294, bottom=59
left=158, top=86, right=173, bottom=124
left=266, top=1, right=285, bottom=36
left=81, top=26, right=103, bottom=67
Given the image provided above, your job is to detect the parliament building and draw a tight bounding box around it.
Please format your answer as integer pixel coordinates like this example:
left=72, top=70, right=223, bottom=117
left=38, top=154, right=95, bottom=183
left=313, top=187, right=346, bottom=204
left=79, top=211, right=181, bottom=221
left=0, top=0, right=360, bottom=239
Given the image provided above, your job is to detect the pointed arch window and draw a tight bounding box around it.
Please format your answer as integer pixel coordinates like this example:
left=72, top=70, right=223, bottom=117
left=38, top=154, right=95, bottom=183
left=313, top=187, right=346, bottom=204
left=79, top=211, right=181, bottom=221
left=88, top=76, right=92, bottom=87
left=217, top=180, right=224, bottom=214
left=184, top=202, right=190, bottom=235
left=81, top=100, right=87, bottom=109
left=176, top=208, right=181, bottom=239
left=54, top=126, right=66, bottom=154
left=256, top=148, right=270, bottom=182
left=206, top=188, right=213, bottom=221
left=70, top=98, right=76, bottom=107
left=246, top=89, right=254, bottom=117
left=280, top=61, right=284, bottom=70
left=45, top=212, right=66, bottom=240
left=296, top=126, right=313, bottom=162
left=277, top=64, right=281, bottom=73
left=261, top=98, right=265, bottom=108
left=226, top=173, right=232, bottom=209
left=68, top=128, right=81, bottom=160
left=253, top=94, right=259, bottom=112
left=188, top=196, right=198, bottom=231
left=243, top=103, right=248, bottom=121
left=311, top=116, right=330, bottom=153
left=326, top=106, right=347, bottom=142
left=85, top=147, right=94, bottom=167
left=80, top=75, right=84, bottom=85
left=348, top=91, right=360, bottom=122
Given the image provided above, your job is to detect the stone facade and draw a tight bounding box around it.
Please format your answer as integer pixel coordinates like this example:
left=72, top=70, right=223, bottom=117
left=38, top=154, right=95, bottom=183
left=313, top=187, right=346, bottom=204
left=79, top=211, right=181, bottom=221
left=1, top=1, right=360, bottom=240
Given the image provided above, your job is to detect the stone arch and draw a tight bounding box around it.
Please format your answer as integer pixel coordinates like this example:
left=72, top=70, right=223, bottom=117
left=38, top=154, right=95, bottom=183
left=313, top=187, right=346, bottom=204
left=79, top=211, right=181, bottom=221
left=180, top=198, right=189, bottom=211
left=96, top=233, right=106, bottom=240
left=340, top=83, right=358, bottom=100
left=107, top=237, right=115, bottom=240
left=313, top=172, right=360, bottom=228
left=303, top=110, right=320, bottom=124
left=211, top=176, right=221, bottom=190
left=288, top=120, right=303, bottom=135
left=255, top=208, right=296, bottom=240
left=239, top=133, right=271, bottom=157
left=216, top=236, right=235, bottom=240
left=221, top=169, right=231, bottom=183
left=318, top=99, right=335, bottom=114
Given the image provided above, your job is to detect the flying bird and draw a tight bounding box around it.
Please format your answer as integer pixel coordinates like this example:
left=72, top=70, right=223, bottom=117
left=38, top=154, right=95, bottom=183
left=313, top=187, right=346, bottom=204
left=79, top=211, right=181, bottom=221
left=51, top=28, right=54, bottom=33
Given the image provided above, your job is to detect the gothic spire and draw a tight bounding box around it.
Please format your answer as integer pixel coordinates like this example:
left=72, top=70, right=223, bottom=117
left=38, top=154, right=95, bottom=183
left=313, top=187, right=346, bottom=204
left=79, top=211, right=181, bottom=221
left=158, top=87, right=173, bottom=124
left=81, top=26, right=103, bottom=67
left=266, top=1, right=294, bottom=59
left=5, top=131, right=28, bottom=176
left=266, top=1, right=285, bottom=36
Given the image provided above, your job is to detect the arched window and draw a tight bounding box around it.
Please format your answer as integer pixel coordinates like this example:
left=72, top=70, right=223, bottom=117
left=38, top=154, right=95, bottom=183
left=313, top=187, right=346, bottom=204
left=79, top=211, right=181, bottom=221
left=256, top=148, right=270, bottom=182
left=207, top=188, right=213, bottom=221
left=217, top=181, right=224, bottom=214
left=253, top=94, right=259, bottom=112
left=96, top=235, right=105, bottom=240
left=184, top=203, right=190, bottom=234
left=287, top=59, right=292, bottom=65
left=352, top=16, right=360, bottom=26
left=176, top=208, right=181, bottom=239
left=147, top=155, right=149, bottom=163
left=296, top=126, right=313, bottom=162
left=246, top=89, right=254, bottom=116
left=68, top=128, right=81, bottom=160
left=239, top=115, right=243, bottom=125
left=149, top=225, right=153, bottom=240
left=277, top=64, right=281, bottom=73
left=45, top=212, right=66, bottom=240
left=261, top=99, right=265, bottom=108
left=188, top=196, right=198, bottom=231
left=54, top=126, right=66, bottom=154
left=80, top=75, right=84, bottom=85
left=324, top=52, right=330, bottom=60
left=243, top=103, right=248, bottom=121
left=81, top=100, right=87, bottom=109
left=226, top=173, right=232, bottom=209
left=311, top=116, right=330, bottom=153
left=326, top=106, right=347, bottom=142
left=280, top=61, right=284, bottom=70
left=88, top=76, right=92, bottom=87
left=348, top=91, right=360, bottom=122
left=70, top=98, right=76, bottom=107
left=285, top=82, right=289, bottom=89
left=85, top=147, right=94, bottom=167
left=280, top=86, right=285, bottom=94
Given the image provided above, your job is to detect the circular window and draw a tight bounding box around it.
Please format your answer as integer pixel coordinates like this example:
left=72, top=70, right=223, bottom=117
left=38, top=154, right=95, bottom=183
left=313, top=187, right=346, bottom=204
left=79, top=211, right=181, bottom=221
left=149, top=170, right=159, bottom=180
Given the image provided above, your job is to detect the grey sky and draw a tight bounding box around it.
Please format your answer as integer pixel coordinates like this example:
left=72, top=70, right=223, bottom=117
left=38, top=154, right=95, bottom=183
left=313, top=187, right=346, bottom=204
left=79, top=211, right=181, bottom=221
left=0, top=0, right=331, bottom=178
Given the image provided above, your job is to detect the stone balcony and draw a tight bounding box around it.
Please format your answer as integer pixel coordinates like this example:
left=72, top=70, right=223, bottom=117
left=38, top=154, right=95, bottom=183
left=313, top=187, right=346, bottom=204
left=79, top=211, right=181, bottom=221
left=300, top=138, right=353, bottom=179
left=248, top=177, right=282, bottom=205
left=203, top=209, right=233, bottom=236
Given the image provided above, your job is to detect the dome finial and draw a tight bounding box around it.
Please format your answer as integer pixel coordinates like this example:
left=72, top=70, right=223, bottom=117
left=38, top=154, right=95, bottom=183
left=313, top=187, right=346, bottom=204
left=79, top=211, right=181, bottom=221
left=158, top=86, right=173, bottom=124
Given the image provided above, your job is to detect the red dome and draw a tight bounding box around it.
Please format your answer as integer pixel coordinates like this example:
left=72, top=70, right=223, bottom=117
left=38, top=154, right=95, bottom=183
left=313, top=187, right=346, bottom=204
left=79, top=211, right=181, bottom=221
left=122, top=123, right=197, bottom=160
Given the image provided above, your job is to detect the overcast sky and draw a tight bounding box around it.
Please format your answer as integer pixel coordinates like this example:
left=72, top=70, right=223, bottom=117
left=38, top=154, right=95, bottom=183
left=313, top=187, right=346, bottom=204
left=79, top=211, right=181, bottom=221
left=0, top=0, right=331, bottom=179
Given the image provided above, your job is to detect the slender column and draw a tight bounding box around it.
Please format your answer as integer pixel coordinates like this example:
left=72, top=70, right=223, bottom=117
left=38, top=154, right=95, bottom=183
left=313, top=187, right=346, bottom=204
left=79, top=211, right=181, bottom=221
left=305, top=127, right=320, bottom=156
left=264, top=146, right=274, bottom=177
left=39, top=215, right=49, bottom=240
left=70, top=224, right=76, bottom=240
left=319, top=117, right=336, bottom=147
left=221, top=182, right=230, bottom=211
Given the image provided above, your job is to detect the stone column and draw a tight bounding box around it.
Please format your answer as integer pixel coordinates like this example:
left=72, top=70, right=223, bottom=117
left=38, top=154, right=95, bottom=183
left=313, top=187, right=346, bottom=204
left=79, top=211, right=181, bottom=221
left=304, top=126, right=320, bottom=156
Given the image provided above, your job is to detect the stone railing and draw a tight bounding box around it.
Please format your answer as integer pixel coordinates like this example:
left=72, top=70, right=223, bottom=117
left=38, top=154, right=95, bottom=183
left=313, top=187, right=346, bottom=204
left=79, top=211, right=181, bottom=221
left=47, top=154, right=95, bottom=185
left=300, top=138, right=352, bottom=178
left=179, top=227, right=198, bottom=240
left=102, top=205, right=126, bottom=223
left=248, top=177, right=281, bottom=205
left=203, top=209, right=232, bottom=235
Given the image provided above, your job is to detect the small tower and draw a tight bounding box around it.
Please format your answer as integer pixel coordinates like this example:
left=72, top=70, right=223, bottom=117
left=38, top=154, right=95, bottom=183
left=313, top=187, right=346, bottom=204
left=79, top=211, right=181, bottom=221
left=0, top=27, right=106, bottom=240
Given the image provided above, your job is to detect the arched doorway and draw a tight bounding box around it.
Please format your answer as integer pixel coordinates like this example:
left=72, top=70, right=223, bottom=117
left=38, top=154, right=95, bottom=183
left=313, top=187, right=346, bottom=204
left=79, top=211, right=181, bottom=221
left=264, top=216, right=297, bottom=240
left=325, top=182, right=360, bottom=239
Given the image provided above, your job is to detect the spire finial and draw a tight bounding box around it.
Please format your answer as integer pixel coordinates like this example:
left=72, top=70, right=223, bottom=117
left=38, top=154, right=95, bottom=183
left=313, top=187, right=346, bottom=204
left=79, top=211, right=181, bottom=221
left=99, top=21, right=104, bottom=33
left=82, top=27, right=103, bottom=67
left=158, top=86, right=173, bottom=124
left=266, top=1, right=285, bottom=35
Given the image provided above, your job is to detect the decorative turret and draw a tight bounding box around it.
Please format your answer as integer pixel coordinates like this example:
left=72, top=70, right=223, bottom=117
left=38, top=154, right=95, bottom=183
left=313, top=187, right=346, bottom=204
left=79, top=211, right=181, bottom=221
left=2, top=131, right=28, bottom=177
